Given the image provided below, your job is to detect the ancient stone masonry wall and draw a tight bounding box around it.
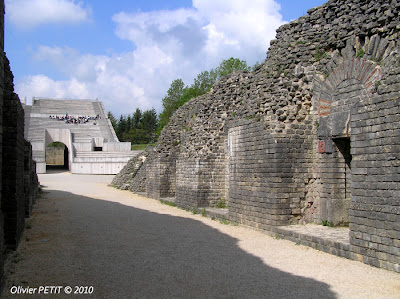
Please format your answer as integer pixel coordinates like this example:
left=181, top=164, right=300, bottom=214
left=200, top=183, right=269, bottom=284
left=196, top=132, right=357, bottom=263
left=111, top=148, right=150, bottom=192
left=2, top=56, right=26, bottom=250
left=348, top=50, right=400, bottom=272
left=0, top=0, right=4, bottom=288
left=0, top=0, right=39, bottom=287
left=24, top=141, right=39, bottom=217
left=229, top=120, right=314, bottom=228
left=45, top=147, right=64, bottom=165
left=115, top=0, right=400, bottom=272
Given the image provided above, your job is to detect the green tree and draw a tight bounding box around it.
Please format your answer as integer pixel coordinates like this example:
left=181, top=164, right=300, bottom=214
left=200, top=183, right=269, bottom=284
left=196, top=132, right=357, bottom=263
left=252, top=60, right=263, bottom=71
left=157, top=57, right=251, bottom=133
left=116, top=115, right=126, bottom=140
left=178, top=69, right=218, bottom=106
left=192, top=69, right=218, bottom=94
left=126, top=114, right=132, bottom=133
left=116, top=108, right=158, bottom=144
left=216, top=57, right=251, bottom=78
left=123, top=129, right=148, bottom=144
left=158, top=79, right=185, bottom=131
left=132, top=108, right=142, bottom=130
left=141, top=108, right=158, bottom=132
left=107, top=111, right=117, bottom=131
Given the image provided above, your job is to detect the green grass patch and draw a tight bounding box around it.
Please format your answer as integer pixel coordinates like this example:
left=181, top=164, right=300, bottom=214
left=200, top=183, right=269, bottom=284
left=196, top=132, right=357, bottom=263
left=25, top=221, right=32, bottom=229
left=216, top=199, right=227, bottom=209
left=160, top=199, right=176, bottom=207
left=131, top=143, right=154, bottom=151
left=356, top=49, right=365, bottom=58
left=219, top=217, right=230, bottom=225
left=322, top=220, right=334, bottom=227
left=314, top=49, right=328, bottom=61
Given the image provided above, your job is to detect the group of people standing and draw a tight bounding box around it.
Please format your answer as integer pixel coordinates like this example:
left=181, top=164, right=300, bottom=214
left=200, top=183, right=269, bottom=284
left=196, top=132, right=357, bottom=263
left=48, top=113, right=101, bottom=125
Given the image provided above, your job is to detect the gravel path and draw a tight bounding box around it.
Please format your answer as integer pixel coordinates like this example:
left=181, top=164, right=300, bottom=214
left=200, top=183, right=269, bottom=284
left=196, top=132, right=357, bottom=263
left=2, top=171, right=399, bottom=298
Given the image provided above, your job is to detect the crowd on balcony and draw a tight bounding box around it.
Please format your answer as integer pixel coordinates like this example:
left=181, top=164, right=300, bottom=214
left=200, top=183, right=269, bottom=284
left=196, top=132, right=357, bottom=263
left=49, top=113, right=101, bottom=124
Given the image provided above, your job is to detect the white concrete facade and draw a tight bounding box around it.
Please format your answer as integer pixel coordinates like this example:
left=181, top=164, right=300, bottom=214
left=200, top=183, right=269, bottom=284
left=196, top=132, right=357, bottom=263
left=23, top=98, right=139, bottom=174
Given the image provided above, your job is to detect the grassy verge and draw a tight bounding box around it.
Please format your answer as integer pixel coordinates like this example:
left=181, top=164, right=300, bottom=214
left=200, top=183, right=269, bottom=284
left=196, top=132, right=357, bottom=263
left=131, top=143, right=155, bottom=151
left=160, top=199, right=177, bottom=207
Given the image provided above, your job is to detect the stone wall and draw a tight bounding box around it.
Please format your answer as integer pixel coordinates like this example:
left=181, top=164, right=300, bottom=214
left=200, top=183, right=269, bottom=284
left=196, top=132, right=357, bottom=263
left=45, top=146, right=64, bottom=165
left=24, top=141, right=38, bottom=217
left=348, top=58, right=400, bottom=272
left=111, top=148, right=150, bottom=192
left=0, top=0, right=39, bottom=288
left=0, top=0, right=4, bottom=288
left=228, top=120, right=313, bottom=228
left=114, top=0, right=400, bottom=272
left=2, top=56, right=26, bottom=250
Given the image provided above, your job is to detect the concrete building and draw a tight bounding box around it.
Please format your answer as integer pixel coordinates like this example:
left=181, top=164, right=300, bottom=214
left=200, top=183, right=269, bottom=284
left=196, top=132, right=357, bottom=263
left=23, top=98, right=138, bottom=174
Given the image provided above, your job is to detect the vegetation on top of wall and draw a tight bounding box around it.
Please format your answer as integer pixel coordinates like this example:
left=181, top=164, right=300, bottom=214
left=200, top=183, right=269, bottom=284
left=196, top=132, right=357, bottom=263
left=47, top=141, right=65, bottom=148
left=356, top=49, right=365, bottom=58
left=158, top=57, right=254, bottom=134
left=314, top=49, right=328, bottom=61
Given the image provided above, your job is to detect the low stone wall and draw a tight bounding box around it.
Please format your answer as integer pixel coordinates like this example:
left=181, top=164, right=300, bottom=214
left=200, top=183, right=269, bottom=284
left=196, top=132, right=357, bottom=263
left=111, top=148, right=150, bottom=192
left=45, top=146, right=64, bottom=165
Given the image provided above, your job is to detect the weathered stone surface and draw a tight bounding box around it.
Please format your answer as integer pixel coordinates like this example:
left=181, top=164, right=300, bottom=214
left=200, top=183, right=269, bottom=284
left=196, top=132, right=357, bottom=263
left=0, top=0, right=4, bottom=288
left=111, top=148, right=150, bottom=192
left=0, top=0, right=39, bottom=288
left=2, top=56, right=26, bottom=250
left=115, top=0, right=400, bottom=272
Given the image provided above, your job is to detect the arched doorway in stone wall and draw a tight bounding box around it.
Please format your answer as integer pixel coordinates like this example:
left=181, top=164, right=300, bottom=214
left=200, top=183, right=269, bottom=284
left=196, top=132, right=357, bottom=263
left=46, top=141, right=69, bottom=171
left=314, top=58, right=382, bottom=226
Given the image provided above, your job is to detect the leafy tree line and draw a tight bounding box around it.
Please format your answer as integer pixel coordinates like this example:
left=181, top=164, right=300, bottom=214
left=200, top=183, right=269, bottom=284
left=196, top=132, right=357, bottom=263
left=108, top=108, right=158, bottom=144
left=158, top=57, right=257, bottom=133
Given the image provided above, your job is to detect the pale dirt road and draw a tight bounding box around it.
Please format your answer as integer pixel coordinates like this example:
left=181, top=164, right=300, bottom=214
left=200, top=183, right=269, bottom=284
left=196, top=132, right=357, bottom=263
left=2, top=170, right=399, bottom=298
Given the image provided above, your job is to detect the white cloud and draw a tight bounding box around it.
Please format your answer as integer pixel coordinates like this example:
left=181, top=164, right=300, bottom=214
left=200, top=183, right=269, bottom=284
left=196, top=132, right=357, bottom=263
left=5, top=0, right=91, bottom=30
left=113, top=0, right=283, bottom=66
left=17, top=75, right=90, bottom=100
left=14, top=0, right=285, bottom=116
left=16, top=47, right=152, bottom=115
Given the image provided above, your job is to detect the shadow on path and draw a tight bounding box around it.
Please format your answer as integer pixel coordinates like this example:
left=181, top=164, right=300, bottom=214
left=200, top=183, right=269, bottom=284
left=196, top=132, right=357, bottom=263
left=45, top=165, right=70, bottom=174
left=3, top=189, right=337, bottom=299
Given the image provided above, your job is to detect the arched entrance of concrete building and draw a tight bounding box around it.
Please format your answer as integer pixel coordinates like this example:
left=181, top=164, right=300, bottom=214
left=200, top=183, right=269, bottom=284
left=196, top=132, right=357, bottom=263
left=46, top=142, right=69, bottom=171
left=44, top=128, right=73, bottom=173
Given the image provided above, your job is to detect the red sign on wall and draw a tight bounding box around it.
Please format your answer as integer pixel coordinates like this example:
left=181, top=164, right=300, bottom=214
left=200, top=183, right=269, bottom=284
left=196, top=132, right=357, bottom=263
left=318, top=140, right=326, bottom=153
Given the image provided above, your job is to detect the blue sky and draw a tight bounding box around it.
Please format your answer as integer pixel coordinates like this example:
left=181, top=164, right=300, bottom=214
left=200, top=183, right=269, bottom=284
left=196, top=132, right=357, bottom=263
left=5, top=0, right=326, bottom=116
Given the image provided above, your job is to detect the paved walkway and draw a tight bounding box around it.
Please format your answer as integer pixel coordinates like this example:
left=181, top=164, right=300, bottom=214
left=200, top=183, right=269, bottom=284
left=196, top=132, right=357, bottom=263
left=278, top=225, right=350, bottom=245
left=2, top=171, right=399, bottom=298
left=273, top=224, right=352, bottom=259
